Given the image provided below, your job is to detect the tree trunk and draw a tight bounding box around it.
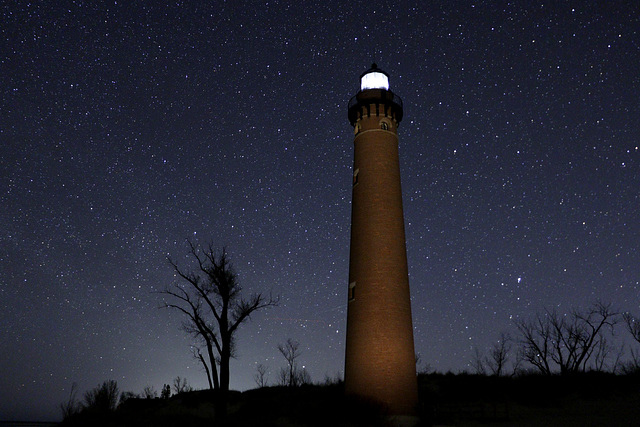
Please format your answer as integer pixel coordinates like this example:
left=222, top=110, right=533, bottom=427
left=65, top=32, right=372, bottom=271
left=206, top=340, right=220, bottom=390
left=216, top=348, right=230, bottom=421
left=197, top=351, right=214, bottom=390
left=220, top=346, right=230, bottom=392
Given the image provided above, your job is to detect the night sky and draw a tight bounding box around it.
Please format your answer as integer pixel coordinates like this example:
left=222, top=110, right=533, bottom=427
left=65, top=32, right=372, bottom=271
left=1, top=1, right=639, bottom=421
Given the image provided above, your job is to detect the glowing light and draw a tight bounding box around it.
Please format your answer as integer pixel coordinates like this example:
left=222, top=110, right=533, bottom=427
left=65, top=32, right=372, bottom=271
left=361, top=71, right=389, bottom=90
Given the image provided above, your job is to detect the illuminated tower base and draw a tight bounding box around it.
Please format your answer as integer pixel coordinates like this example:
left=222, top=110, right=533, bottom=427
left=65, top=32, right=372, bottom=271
left=344, top=64, right=419, bottom=424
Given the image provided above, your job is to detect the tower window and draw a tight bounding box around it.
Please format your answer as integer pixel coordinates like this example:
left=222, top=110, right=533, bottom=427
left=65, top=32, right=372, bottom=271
left=348, top=282, right=356, bottom=302
left=380, top=119, right=391, bottom=130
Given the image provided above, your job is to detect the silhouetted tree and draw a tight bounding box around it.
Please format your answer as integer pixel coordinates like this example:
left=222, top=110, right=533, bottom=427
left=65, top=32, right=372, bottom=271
left=161, top=241, right=278, bottom=394
left=59, top=382, right=79, bottom=420
left=83, top=380, right=119, bottom=413
left=172, top=376, right=192, bottom=394
left=415, top=353, right=433, bottom=375
left=623, top=312, right=640, bottom=344
left=592, top=335, right=617, bottom=372
left=254, top=363, right=269, bottom=388
left=622, top=312, right=640, bottom=372
left=277, top=338, right=311, bottom=387
left=514, top=302, right=618, bottom=375
left=610, top=343, right=627, bottom=374
left=142, top=385, right=157, bottom=399
left=321, top=372, right=343, bottom=385
left=193, top=346, right=215, bottom=390
left=471, top=347, right=486, bottom=375
left=486, top=333, right=512, bottom=376
left=119, top=391, right=137, bottom=405
left=161, top=384, right=171, bottom=399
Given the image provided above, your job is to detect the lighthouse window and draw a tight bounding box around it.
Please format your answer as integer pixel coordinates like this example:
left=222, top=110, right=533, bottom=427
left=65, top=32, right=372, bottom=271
left=380, top=119, right=391, bottom=130
left=353, top=168, right=359, bottom=187
left=348, top=282, right=356, bottom=301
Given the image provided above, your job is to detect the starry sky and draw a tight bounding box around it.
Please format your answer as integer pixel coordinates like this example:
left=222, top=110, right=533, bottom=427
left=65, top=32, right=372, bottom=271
left=1, top=0, right=639, bottom=421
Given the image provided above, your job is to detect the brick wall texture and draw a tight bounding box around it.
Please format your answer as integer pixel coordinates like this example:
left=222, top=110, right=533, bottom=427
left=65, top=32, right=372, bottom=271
left=344, top=99, right=419, bottom=416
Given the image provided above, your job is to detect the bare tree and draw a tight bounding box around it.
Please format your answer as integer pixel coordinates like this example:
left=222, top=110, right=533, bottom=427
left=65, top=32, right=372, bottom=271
left=278, top=338, right=301, bottom=387
left=299, top=369, right=311, bottom=385
left=142, top=386, right=157, bottom=399
left=470, top=347, right=486, bottom=375
left=277, top=338, right=310, bottom=387
left=512, top=346, right=527, bottom=376
left=623, top=312, right=640, bottom=344
left=620, top=348, right=640, bottom=374
left=514, top=302, right=618, bottom=375
left=611, top=344, right=627, bottom=374
left=161, top=242, right=278, bottom=394
left=415, top=353, right=433, bottom=375
left=172, top=376, right=192, bottom=394
left=591, top=335, right=616, bottom=372
left=60, top=382, right=79, bottom=420
left=254, top=363, right=269, bottom=388
left=192, top=346, right=214, bottom=390
left=163, top=280, right=220, bottom=390
left=83, top=380, right=119, bottom=413
left=161, top=384, right=171, bottom=399
left=486, top=333, right=512, bottom=376
left=621, top=312, right=640, bottom=373
left=514, top=311, right=553, bottom=375
left=321, top=372, right=343, bottom=385
left=277, top=367, right=290, bottom=386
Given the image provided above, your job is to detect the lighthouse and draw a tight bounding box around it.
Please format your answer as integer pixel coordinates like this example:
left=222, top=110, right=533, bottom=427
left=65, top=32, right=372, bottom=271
left=344, top=64, right=419, bottom=422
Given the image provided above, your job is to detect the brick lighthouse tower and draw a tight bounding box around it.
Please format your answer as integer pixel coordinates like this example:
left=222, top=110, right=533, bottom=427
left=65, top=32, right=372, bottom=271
left=344, top=64, right=419, bottom=422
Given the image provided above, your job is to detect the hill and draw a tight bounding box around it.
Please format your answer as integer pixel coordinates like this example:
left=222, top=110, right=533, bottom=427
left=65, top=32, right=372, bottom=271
left=420, top=371, right=640, bottom=426
left=58, top=372, right=640, bottom=426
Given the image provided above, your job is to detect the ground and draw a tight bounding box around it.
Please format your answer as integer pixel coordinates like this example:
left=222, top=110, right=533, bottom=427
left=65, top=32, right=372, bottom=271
left=58, top=372, right=640, bottom=426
